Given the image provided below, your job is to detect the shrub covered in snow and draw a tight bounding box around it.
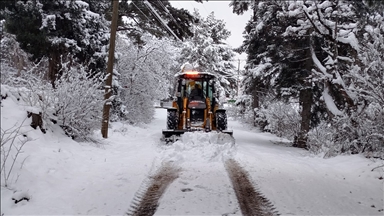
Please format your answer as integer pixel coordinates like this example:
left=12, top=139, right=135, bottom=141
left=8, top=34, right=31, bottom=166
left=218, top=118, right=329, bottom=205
left=257, top=101, right=301, bottom=140
left=233, top=95, right=253, bottom=124
left=111, top=35, right=176, bottom=124
left=2, top=58, right=103, bottom=140
left=308, top=102, right=384, bottom=159
left=51, top=62, right=104, bottom=139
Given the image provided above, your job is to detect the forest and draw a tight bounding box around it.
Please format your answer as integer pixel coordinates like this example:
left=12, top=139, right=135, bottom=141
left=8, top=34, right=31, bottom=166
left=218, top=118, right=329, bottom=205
left=1, top=0, right=383, bottom=159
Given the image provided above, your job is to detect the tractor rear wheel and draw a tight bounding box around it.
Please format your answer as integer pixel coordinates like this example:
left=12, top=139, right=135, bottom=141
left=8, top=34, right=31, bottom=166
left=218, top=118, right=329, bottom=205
left=216, top=111, right=227, bottom=131
left=167, top=109, right=178, bottom=130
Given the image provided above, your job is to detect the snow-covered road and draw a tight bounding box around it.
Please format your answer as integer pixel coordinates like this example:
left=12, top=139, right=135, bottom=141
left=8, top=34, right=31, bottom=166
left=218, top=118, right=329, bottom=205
left=1, top=98, right=383, bottom=215
left=231, top=119, right=383, bottom=215
left=147, top=131, right=240, bottom=215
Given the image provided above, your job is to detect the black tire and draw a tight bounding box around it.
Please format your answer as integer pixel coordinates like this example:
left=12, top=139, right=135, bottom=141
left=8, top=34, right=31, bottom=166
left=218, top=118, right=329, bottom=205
left=216, top=111, right=227, bottom=131
left=167, top=110, right=178, bottom=129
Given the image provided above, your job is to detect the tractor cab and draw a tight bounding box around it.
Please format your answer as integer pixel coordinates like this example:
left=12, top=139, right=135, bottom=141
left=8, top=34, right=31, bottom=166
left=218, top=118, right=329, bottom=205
left=162, top=70, right=233, bottom=141
left=175, top=72, right=215, bottom=128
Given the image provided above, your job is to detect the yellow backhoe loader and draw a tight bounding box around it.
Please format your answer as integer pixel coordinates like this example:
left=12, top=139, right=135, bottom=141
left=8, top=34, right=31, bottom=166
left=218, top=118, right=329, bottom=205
left=162, top=69, right=233, bottom=142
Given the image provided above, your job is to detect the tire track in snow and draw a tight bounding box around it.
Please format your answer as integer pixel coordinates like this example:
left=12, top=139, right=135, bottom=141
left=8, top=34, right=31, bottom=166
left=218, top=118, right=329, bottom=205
left=126, top=162, right=180, bottom=216
left=225, top=158, right=279, bottom=216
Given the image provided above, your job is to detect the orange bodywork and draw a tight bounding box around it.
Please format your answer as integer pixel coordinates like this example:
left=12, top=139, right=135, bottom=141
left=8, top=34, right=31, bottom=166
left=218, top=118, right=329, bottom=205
left=172, top=97, right=217, bottom=130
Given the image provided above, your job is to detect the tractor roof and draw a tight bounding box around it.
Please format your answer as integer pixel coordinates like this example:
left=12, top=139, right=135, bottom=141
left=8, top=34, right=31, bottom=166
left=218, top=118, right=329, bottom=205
left=174, top=71, right=216, bottom=80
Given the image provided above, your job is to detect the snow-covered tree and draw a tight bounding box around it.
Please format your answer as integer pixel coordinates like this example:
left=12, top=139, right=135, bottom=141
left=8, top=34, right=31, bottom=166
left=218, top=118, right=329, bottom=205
left=1, top=0, right=109, bottom=87
left=335, top=9, right=384, bottom=158
left=232, top=0, right=384, bottom=156
left=111, top=34, right=178, bottom=124
left=0, top=32, right=32, bottom=84
left=283, top=0, right=382, bottom=153
left=178, top=10, right=237, bottom=98
left=358, top=12, right=384, bottom=107
left=232, top=0, right=311, bottom=146
left=118, top=0, right=197, bottom=44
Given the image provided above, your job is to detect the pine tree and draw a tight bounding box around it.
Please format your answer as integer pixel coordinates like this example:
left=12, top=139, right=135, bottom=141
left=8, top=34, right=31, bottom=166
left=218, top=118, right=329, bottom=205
left=232, top=0, right=383, bottom=154
left=232, top=1, right=313, bottom=144
left=118, top=0, right=197, bottom=45
left=1, top=0, right=109, bottom=87
left=178, top=10, right=237, bottom=98
left=232, top=0, right=355, bottom=148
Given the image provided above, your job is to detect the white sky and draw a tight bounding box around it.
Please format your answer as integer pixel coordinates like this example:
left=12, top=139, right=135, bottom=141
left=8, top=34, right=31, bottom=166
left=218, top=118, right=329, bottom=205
left=170, top=1, right=252, bottom=68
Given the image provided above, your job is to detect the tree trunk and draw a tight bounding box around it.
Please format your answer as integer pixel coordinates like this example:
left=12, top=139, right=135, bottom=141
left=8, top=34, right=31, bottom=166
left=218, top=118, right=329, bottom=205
left=296, top=88, right=312, bottom=149
left=101, top=0, right=119, bottom=138
left=252, top=88, right=259, bottom=110
left=295, top=33, right=314, bottom=149
left=48, top=49, right=60, bottom=89
left=252, top=88, right=259, bottom=127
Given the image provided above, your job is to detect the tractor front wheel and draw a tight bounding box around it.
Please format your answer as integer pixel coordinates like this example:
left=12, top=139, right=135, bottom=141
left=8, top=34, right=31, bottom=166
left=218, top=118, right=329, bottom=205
left=216, top=111, right=227, bottom=131
left=167, top=109, right=178, bottom=130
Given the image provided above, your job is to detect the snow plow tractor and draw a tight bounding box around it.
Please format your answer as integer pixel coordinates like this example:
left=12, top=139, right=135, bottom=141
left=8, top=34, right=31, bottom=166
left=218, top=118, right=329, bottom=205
left=162, top=70, right=233, bottom=142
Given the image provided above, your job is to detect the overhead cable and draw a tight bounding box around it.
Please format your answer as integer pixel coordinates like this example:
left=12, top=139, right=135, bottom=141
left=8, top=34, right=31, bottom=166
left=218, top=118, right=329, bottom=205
left=131, top=1, right=152, bottom=24
left=157, top=0, right=187, bottom=37
left=143, top=0, right=181, bottom=41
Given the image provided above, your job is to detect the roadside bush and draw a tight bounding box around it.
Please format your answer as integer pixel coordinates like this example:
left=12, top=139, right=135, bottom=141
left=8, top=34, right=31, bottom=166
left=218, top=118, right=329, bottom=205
left=257, top=101, right=301, bottom=140
left=308, top=102, right=384, bottom=159
left=52, top=62, right=104, bottom=139
left=1, top=118, right=30, bottom=188
left=233, top=94, right=253, bottom=124
left=3, top=58, right=103, bottom=140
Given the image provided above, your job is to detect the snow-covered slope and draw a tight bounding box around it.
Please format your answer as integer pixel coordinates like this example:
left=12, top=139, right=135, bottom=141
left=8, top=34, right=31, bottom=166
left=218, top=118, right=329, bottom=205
left=1, top=90, right=383, bottom=215
left=1, top=92, right=161, bottom=215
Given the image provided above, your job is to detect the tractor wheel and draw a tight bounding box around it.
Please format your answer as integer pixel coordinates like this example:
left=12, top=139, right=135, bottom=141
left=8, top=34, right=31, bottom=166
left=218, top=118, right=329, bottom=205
left=167, top=109, right=178, bottom=129
left=216, top=111, right=227, bottom=131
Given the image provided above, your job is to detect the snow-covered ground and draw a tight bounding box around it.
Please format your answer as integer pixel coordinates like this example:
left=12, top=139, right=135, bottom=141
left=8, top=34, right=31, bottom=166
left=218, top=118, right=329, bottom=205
left=1, top=94, right=383, bottom=215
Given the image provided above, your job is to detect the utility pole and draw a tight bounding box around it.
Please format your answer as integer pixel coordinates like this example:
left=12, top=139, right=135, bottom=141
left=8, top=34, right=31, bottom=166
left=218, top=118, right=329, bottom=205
left=101, top=0, right=119, bottom=138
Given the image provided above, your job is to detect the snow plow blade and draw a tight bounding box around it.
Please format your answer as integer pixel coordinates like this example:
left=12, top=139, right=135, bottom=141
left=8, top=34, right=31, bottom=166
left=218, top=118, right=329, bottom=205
left=162, top=130, right=186, bottom=139
left=162, top=129, right=233, bottom=143
left=222, top=130, right=233, bottom=136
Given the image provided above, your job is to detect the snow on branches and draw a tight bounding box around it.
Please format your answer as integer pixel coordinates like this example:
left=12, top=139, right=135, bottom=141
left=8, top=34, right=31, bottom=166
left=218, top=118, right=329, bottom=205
left=111, top=34, right=177, bottom=124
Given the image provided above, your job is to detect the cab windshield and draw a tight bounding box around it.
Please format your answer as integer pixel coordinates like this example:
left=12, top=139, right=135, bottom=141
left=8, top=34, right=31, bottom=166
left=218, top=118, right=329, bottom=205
left=179, top=79, right=213, bottom=102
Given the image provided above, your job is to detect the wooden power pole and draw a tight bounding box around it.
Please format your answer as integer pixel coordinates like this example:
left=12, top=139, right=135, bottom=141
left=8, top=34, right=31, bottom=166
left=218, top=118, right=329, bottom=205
left=101, top=0, right=119, bottom=138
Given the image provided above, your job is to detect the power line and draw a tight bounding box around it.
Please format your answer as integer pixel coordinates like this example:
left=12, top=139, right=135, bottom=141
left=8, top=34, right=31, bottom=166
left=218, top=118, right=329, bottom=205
left=157, top=0, right=178, bottom=25
left=131, top=0, right=179, bottom=41
left=156, top=0, right=187, bottom=38
left=131, top=1, right=152, bottom=24
left=157, top=0, right=170, bottom=14
left=201, top=2, right=210, bottom=17
left=143, top=2, right=172, bottom=35
left=143, top=0, right=181, bottom=41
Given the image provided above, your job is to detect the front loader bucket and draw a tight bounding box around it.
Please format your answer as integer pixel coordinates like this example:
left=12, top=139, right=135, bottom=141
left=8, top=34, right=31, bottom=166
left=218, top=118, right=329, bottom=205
left=162, top=129, right=233, bottom=144
left=162, top=129, right=186, bottom=143
left=221, top=130, right=233, bottom=136
left=162, top=129, right=186, bottom=138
